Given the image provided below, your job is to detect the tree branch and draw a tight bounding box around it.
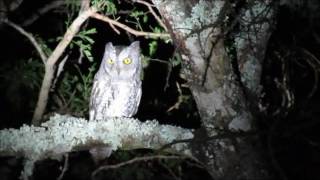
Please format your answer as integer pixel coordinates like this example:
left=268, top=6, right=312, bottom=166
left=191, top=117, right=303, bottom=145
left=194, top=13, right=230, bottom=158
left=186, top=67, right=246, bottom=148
left=32, top=7, right=97, bottom=125
left=0, top=114, right=193, bottom=179
left=4, top=19, right=47, bottom=63
left=90, top=12, right=170, bottom=38
left=135, top=0, right=168, bottom=32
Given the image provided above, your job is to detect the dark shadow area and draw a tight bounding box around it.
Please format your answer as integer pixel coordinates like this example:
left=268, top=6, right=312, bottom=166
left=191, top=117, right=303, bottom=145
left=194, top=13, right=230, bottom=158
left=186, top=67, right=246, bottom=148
left=261, top=3, right=320, bottom=180
left=0, top=0, right=320, bottom=180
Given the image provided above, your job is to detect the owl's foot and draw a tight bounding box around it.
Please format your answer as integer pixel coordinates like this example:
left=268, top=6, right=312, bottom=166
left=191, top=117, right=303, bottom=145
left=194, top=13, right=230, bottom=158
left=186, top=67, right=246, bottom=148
left=89, top=146, right=112, bottom=164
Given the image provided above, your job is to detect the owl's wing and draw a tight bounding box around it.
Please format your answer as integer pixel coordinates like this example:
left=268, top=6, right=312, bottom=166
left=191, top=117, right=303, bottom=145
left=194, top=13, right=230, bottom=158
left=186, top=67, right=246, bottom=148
left=129, top=82, right=142, bottom=116
left=89, top=77, right=102, bottom=121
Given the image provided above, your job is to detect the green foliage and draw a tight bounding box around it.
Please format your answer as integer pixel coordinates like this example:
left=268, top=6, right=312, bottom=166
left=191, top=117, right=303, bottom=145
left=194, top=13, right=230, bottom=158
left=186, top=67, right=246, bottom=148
left=65, top=0, right=81, bottom=12
left=130, top=10, right=148, bottom=24
left=141, top=54, right=150, bottom=69
left=150, top=26, right=171, bottom=42
left=57, top=28, right=96, bottom=62
left=71, top=28, right=97, bottom=62
left=34, top=35, right=52, bottom=56
left=53, top=63, right=97, bottom=117
left=148, top=40, right=158, bottom=56
left=169, top=53, right=182, bottom=67
left=64, top=0, right=82, bottom=27
left=55, top=6, right=97, bottom=62
left=127, top=10, right=146, bottom=31
left=91, top=0, right=117, bottom=15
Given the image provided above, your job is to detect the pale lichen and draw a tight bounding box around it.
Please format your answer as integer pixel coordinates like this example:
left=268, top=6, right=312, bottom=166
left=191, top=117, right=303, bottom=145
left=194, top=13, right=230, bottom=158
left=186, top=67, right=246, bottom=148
left=0, top=114, right=193, bottom=178
left=228, top=112, right=252, bottom=131
left=234, top=1, right=274, bottom=99
left=180, top=0, right=224, bottom=34
left=153, top=0, right=224, bottom=36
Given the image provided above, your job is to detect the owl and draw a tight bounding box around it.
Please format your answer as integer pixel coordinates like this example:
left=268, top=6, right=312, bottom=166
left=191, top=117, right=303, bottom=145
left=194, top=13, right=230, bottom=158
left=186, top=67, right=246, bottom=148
left=89, top=41, right=142, bottom=121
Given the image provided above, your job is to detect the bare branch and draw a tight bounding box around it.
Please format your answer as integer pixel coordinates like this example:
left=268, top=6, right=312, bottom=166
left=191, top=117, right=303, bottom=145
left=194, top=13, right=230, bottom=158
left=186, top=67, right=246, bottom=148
left=57, top=154, right=69, bottom=180
left=4, top=19, right=47, bottom=63
left=32, top=7, right=97, bottom=125
left=109, top=22, right=121, bottom=34
left=167, top=82, right=184, bottom=112
left=46, top=7, right=97, bottom=67
left=79, top=0, right=90, bottom=14
left=135, top=0, right=168, bottom=32
left=90, top=12, right=170, bottom=38
left=52, top=54, right=68, bottom=89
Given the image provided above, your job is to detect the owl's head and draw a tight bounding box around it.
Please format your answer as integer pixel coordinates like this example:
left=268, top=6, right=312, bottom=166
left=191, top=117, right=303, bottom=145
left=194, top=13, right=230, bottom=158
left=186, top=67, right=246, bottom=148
left=101, top=41, right=141, bottom=81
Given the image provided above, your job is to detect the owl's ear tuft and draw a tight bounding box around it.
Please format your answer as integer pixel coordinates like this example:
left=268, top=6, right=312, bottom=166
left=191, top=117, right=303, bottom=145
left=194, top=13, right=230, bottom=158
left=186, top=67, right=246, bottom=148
left=129, top=41, right=140, bottom=50
left=105, top=42, right=114, bottom=51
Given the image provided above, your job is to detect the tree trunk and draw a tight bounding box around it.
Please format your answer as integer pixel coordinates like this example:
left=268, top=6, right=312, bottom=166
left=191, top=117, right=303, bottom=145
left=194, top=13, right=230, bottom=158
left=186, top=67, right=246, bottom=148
left=153, top=0, right=276, bottom=179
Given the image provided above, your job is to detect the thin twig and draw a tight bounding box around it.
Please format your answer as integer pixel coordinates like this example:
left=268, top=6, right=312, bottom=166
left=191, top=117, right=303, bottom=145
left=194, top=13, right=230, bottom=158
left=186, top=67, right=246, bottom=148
left=159, top=131, right=256, bottom=151
left=52, top=54, right=68, bottom=89
left=109, top=22, right=121, bottom=34
left=77, top=47, right=84, bottom=64
left=4, top=19, right=47, bottom=63
left=90, top=12, right=170, bottom=38
left=92, top=155, right=184, bottom=177
left=57, top=154, right=69, bottom=180
left=159, top=161, right=180, bottom=180
left=149, top=58, right=170, bottom=64
left=300, top=48, right=320, bottom=99
left=148, top=58, right=172, bottom=90
left=136, top=0, right=168, bottom=32
left=167, top=82, right=183, bottom=112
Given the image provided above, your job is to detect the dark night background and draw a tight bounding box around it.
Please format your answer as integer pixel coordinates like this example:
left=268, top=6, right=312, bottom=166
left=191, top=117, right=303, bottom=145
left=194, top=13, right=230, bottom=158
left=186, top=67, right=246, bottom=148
left=0, top=0, right=320, bottom=180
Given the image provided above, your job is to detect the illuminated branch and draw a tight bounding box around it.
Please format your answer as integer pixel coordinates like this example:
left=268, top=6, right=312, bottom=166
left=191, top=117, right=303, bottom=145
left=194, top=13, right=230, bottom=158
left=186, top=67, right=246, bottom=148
left=32, top=7, right=98, bottom=125
left=90, top=12, right=170, bottom=39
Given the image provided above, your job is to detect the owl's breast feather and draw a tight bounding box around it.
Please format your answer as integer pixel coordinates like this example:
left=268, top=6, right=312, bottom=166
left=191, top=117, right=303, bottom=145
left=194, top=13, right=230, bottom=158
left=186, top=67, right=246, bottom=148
left=105, top=81, right=141, bottom=117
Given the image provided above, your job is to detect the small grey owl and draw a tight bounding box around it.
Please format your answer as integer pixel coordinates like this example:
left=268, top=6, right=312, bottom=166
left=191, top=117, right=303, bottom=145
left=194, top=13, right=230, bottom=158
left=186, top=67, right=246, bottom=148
left=89, top=41, right=142, bottom=121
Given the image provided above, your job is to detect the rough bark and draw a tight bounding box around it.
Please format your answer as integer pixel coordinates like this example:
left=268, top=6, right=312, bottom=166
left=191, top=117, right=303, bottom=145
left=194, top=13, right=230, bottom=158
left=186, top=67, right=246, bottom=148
left=235, top=1, right=276, bottom=104
left=153, top=0, right=274, bottom=179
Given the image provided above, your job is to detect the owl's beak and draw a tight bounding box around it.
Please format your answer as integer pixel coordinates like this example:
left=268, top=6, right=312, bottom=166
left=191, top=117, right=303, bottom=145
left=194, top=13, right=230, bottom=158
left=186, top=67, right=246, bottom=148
left=116, top=67, right=120, bottom=75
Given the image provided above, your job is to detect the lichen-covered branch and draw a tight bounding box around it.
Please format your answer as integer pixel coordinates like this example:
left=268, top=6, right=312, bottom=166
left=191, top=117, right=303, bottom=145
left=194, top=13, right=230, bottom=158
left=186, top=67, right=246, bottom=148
left=0, top=114, right=193, bottom=179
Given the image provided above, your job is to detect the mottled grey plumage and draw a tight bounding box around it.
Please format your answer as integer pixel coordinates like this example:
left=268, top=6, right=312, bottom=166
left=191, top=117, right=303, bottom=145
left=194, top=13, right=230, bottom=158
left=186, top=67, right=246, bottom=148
left=89, top=41, right=142, bottom=121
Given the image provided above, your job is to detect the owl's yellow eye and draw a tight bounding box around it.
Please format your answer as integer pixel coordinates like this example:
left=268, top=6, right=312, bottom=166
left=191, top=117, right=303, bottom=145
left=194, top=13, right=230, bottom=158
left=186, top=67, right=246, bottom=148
left=107, top=58, right=114, bottom=64
left=123, top=58, right=132, bottom=65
